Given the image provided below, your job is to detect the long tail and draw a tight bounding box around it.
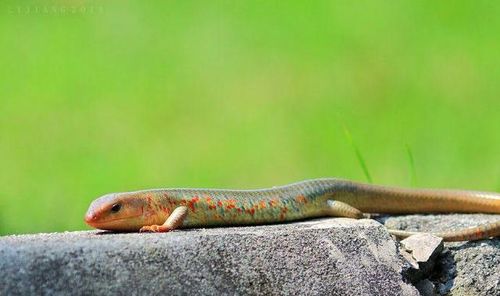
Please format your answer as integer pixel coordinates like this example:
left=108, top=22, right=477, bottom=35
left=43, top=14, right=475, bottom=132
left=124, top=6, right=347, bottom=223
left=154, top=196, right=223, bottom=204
left=328, top=179, right=500, bottom=241
left=331, top=180, right=500, bottom=214
left=387, top=220, right=500, bottom=242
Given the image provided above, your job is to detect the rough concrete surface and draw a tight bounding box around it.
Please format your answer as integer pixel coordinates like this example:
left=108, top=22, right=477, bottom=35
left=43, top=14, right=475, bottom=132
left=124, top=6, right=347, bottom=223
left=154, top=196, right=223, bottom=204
left=0, top=218, right=418, bottom=296
left=381, top=214, right=500, bottom=296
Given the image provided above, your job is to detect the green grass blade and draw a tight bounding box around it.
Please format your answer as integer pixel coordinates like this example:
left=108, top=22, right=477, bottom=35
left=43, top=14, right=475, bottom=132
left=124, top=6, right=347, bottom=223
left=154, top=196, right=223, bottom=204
left=405, top=144, right=417, bottom=187
left=343, top=126, right=372, bottom=183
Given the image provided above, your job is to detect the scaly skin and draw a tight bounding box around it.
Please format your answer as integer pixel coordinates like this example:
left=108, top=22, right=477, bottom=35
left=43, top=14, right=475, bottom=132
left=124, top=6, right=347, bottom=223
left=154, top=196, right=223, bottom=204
left=84, top=178, right=500, bottom=241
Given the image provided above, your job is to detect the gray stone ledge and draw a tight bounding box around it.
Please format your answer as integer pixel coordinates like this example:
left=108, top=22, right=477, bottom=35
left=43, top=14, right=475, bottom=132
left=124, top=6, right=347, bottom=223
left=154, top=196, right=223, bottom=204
left=0, top=218, right=418, bottom=296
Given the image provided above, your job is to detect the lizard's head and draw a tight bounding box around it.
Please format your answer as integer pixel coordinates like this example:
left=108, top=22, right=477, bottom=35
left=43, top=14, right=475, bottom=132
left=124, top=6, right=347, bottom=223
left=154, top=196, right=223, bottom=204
left=85, top=192, right=148, bottom=231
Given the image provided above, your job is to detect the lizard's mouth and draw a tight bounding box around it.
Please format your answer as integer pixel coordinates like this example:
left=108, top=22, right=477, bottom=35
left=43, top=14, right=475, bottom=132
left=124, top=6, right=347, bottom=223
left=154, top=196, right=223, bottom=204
left=84, top=212, right=143, bottom=228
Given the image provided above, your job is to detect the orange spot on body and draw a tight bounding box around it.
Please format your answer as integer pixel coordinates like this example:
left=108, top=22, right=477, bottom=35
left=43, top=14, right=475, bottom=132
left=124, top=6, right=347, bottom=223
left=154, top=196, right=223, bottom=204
left=259, top=200, right=267, bottom=209
left=295, top=195, right=307, bottom=204
left=246, top=208, right=256, bottom=215
left=268, top=199, right=279, bottom=207
left=187, top=196, right=200, bottom=211
left=203, top=196, right=216, bottom=210
left=217, top=201, right=223, bottom=207
left=225, top=199, right=237, bottom=210
left=280, top=207, right=288, bottom=220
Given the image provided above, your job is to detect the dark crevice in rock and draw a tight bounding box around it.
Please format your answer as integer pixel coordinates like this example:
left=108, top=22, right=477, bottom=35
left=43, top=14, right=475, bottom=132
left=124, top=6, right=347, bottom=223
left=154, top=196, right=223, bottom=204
left=428, top=247, right=456, bottom=295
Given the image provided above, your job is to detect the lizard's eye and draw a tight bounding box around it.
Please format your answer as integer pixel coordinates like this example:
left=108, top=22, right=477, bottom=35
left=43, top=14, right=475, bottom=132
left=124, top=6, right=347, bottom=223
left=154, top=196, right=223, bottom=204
left=111, top=203, right=122, bottom=213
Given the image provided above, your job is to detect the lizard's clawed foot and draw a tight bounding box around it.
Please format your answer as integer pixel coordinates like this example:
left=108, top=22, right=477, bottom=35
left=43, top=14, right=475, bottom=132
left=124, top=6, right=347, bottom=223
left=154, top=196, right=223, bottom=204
left=139, top=225, right=170, bottom=233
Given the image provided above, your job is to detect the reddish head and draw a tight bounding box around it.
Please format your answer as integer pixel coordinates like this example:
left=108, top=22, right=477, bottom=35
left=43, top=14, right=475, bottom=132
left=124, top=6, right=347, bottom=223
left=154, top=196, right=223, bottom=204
left=84, top=192, right=151, bottom=231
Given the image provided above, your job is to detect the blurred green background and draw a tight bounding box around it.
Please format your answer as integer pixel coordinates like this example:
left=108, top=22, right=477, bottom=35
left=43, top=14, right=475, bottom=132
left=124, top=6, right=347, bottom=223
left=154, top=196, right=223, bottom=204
left=0, top=1, right=499, bottom=235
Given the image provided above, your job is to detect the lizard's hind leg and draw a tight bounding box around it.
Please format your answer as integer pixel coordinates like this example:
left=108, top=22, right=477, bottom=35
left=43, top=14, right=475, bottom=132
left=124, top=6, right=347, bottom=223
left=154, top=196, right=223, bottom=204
left=325, top=200, right=364, bottom=219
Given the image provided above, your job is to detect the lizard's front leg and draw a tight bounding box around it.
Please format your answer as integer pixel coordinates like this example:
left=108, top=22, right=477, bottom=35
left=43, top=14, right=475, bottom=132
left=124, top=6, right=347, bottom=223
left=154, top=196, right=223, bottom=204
left=140, top=206, right=188, bottom=233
